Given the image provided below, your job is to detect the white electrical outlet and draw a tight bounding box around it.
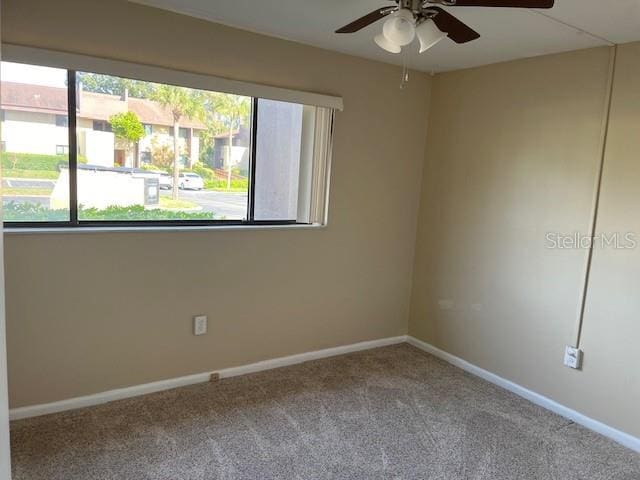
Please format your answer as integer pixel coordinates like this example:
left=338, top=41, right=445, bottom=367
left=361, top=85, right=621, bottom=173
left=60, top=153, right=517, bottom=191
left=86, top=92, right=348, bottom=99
left=193, top=315, right=207, bottom=336
left=564, top=345, right=583, bottom=369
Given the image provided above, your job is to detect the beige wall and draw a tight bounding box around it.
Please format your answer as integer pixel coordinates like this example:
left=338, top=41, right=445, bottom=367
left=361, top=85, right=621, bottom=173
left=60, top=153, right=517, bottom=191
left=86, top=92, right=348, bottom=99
left=410, top=44, right=640, bottom=438
left=1, top=2, right=15, bottom=472
left=1, top=0, right=431, bottom=407
left=576, top=42, right=640, bottom=437
left=3, top=0, right=638, bottom=443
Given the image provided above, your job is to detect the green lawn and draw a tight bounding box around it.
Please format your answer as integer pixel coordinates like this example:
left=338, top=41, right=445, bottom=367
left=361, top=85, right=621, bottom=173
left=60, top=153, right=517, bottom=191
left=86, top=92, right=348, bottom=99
left=3, top=203, right=216, bottom=221
left=2, top=187, right=53, bottom=196
left=159, top=197, right=199, bottom=210
left=206, top=187, right=248, bottom=193
left=3, top=169, right=59, bottom=179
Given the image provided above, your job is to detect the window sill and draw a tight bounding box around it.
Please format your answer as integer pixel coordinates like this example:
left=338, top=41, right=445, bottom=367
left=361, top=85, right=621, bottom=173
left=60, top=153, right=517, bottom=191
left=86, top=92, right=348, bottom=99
left=3, top=223, right=325, bottom=235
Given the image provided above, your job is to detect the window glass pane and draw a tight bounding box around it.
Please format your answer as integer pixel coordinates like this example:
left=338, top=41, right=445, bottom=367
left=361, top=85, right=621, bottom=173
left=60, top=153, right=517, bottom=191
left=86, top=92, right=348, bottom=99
left=254, top=99, right=308, bottom=221
left=75, top=71, right=251, bottom=221
left=1, top=61, right=70, bottom=222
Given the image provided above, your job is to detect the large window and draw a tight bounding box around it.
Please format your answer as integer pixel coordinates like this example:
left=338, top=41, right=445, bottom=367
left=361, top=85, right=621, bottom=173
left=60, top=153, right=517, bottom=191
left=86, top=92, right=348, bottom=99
left=1, top=56, right=335, bottom=228
left=1, top=62, right=71, bottom=222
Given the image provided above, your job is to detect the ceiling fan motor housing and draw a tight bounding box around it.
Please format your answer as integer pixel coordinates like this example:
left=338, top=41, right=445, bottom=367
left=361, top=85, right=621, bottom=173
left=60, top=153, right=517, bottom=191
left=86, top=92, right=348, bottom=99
left=399, top=0, right=423, bottom=16
left=395, top=1, right=442, bottom=25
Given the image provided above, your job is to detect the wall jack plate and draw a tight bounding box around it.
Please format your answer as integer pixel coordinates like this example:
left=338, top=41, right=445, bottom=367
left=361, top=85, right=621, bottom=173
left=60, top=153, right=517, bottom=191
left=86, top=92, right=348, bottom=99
left=193, top=315, right=207, bottom=336
left=564, top=345, right=583, bottom=370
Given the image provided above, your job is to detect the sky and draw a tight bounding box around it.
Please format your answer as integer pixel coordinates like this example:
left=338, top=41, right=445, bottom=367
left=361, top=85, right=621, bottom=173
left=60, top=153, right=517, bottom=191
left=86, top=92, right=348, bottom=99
left=1, top=61, right=67, bottom=88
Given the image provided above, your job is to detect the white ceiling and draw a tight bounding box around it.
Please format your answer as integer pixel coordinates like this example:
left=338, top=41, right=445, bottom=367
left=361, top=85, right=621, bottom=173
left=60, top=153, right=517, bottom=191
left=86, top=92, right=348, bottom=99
left=130, top=0, right=640, bottom=72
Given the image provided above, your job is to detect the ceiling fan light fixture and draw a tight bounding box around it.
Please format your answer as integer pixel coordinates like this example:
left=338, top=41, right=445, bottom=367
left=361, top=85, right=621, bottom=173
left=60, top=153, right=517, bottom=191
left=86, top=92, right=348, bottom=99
left=374, top=32, right=401, bottom=53
left=415, top=19, right=447, bottom=53
left=382, top=9, right=416, bottom=47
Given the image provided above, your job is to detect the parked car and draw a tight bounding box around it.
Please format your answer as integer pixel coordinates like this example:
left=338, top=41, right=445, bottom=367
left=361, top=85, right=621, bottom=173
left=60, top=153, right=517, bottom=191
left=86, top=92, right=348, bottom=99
left=178, top=172, right=204, bottom=190
left=159, top=173, right=173, bottom=190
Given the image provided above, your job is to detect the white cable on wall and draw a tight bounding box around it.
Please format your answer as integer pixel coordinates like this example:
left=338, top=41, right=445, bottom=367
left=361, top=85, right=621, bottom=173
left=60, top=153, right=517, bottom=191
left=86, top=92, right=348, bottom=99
left=573, top=44, right=618, bottom=348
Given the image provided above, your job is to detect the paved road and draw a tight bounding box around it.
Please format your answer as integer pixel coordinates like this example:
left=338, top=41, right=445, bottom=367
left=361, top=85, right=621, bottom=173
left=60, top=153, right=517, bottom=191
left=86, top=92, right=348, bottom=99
left=2, top=178, right=56, bottom=189
left=162, top=189, right=248, bottom=219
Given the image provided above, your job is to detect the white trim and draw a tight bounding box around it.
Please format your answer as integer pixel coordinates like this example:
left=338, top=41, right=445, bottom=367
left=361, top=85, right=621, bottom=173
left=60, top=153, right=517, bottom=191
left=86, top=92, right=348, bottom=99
left=13, top=335, right=637, bottom=454
left=4, top=223, right=325, bottom=235
left=218, top=336, right=405, bottom=379
left=406, top=336, right=640, bottom=453
left=9, top=371, right=211, bottom=421
left=295, top=106, right=317, bottom=224
left=2, top=44, right=344, bottom=111
left=309, top=107, right=334, bottom=225
left=9, top=335, right=405, bottom=421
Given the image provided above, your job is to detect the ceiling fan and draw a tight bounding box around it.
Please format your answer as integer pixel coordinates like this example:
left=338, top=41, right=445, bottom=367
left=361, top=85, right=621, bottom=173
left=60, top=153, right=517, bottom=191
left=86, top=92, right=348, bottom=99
left=336, top=0, right=555, bottom=54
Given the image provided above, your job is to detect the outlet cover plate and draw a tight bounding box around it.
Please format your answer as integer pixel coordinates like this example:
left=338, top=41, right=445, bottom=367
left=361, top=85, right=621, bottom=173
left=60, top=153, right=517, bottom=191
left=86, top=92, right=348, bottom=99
left=194, top=315, right=207, bottom=336
left=564, top=345, right=583, bottom=369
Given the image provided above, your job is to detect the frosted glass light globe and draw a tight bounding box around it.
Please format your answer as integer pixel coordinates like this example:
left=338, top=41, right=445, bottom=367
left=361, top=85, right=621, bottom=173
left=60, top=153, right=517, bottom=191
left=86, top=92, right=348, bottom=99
left=416, top=19, right=447, bottom=53
left=375, top=33, right=401, bottom=53
left=382, top=9, right=416, bottom=47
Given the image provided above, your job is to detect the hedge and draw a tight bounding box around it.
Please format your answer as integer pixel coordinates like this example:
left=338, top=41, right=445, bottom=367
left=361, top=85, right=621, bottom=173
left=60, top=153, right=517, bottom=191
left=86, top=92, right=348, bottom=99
left=1, top=152, right=87, bottom=171
left=3, top=203, right=217, bottom=222
left=204, top=178, right=248, bottom=190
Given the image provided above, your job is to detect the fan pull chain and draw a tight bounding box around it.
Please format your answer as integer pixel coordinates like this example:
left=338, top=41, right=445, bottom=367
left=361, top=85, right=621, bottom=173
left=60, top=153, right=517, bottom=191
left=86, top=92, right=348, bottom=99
left=400, top=48, right=410, bottom=89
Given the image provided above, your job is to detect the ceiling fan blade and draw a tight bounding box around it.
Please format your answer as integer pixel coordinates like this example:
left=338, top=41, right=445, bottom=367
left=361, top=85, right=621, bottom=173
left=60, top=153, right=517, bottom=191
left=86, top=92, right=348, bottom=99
left=429, top=7, right=480, bottom=44
left=335, top=7, right=392, bottom=33
left=449, top=0, right=554, bottom=8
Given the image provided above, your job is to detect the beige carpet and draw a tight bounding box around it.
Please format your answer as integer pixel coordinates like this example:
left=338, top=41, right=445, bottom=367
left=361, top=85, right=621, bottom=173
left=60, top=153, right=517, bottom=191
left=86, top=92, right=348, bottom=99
left=10, top=344, right=640, bottom=479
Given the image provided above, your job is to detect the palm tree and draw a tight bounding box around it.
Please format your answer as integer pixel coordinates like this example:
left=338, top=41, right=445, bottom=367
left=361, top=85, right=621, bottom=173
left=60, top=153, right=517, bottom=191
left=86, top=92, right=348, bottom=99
left=207, top=94, right=251, bottom=189
left=151, top=85, right=204, bottom=199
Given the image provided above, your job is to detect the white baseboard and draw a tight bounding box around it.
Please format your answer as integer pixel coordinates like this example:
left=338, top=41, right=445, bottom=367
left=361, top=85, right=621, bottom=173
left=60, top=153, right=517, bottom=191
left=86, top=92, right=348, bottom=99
left=217, top=335, right=407, bottom=379
left=11, top=334, right=638, bottom=454
left=9, top=335, right=406, bottom=421
left=9, top=371, right=212, bottom=421
left=406, top=336, right=640, bottom=453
